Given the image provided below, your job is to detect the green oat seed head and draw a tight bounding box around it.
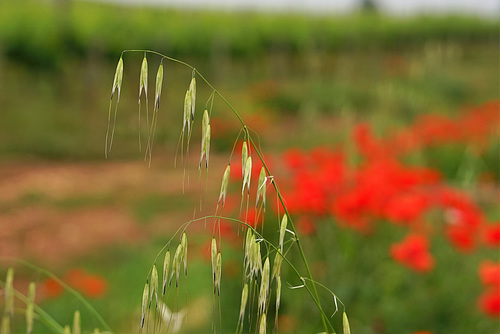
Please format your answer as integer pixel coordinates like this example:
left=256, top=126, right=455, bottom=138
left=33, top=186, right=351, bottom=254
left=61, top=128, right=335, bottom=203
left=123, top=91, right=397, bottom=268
left=4, top=268, right=14, bottom=317
left=242, top=156, right=252, bottom=195
left=139, top=54, right=148, bottom=101
left=218, top=165, right=231, bottom=206
left=279, top=214, right=287, bottom=252
left=26, top=282, right=35, bottom=334
left=111, top=57, right=123, bottom=101
left=72, top=310, right=81, bottom=334
left=141, top=281, right=149, bottom=328
left=162, top=250, right=170, bottom=295
left=256, top=167, right=267, bottom=209
left=343, top=312, right=351, bottom=334
left=154, top=63, right=164, bottom=109
left=200, top=109, right=211, bottom=169
left=241, top=141, right=248, bottom=176
left=259, top=313, right=266, bottom=334
left=181, top=232, right=188, bottom=276
left=151, top=265, right=159, bottom=306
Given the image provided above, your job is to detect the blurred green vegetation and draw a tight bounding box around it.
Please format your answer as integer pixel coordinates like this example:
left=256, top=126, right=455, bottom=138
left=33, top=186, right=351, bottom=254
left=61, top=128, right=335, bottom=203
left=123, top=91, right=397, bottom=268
left=0, top=1, right=498, bottom=333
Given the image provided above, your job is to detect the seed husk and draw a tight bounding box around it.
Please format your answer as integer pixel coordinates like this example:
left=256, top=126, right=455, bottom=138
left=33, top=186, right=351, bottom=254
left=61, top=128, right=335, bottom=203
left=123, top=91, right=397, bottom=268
left=272, top=251, right=283, bottom=281
left=199, top=109, right=211, bottom=169
left=343, top=312, right=351, bottom=334
left=215, top=252, right=222, bottom=296
left=258, top=257, right=270, bottom=314
left=5, top=268, right=14, bottom=317
left=141, top=281, right=149, bottom=328
left=189, top=77, right=196, bottom=120
left=181, top=232, right=188, bottom=276
left=256, top=167, right=267, bottom=209
left=162, top=250, right=170, bottom=295
left=151, top=265, right=159, bottom=306
left=139, top=54, right=148, bottom=101
left=242, top=156, right=252, bottom=195
left=258, top=313, right=266, bottom=334
left=73, top=310, right=81, bottom=334
left=275, top=276, right=282, bottom=312
left=238, top=283, right=249, bottom=324
left=218, top=165, right=231, bottom=206
left=110, top=57, right=124, bottom=101
left=26, top=282, right=35, bottom=334
left=211, top=238, right=217, bottom=286
left=241, top=141, right=248, bottom=176
left=279, top=214, right=288, bottom=252
left=1, top=315, right=10, bottom=334
left=154, top=63, right=164, bottom=109
left=171, top=243, right=183, bottom=287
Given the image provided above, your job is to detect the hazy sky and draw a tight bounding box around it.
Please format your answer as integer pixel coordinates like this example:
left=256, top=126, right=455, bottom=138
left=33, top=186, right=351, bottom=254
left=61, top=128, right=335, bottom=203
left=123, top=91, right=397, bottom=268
left=97, top=0, right=500, bottom=17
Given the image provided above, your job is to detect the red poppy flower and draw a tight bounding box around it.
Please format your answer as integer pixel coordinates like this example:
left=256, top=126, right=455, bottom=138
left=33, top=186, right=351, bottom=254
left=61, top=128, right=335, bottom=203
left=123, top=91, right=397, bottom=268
left=390, top=234, right=434, bottom=272
left=484, top=223, right=500, bottom=248
left=479, top=261, right=500, bottom=288
left=42, top=277, right=63, bottom=298
left=478, top=288, right=500, bottom=317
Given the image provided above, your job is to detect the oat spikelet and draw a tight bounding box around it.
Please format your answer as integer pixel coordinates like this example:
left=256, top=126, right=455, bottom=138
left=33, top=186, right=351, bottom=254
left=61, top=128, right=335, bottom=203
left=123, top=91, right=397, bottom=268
left=111, top=56, right=124, bottom=101
left=238, top=283, right=249, bottom=326
left=199, top=109, right=211, bottom=169
left=182, top=88, right=192, bottom=138
left=189, top=76, right=196, bottom=121
left=140, top=281, right=149, bottom=328
left=258, top=257, right=270, bottom=315
left=73, top=310, right=81, bottom=334
left=4, top=268, right=14, bottom=317
left=181, top=232, right=188, bottom=276
left=1, top=315, right=10, bottom=334
left=139, top=54, right=148, bottom=101
left=63, top=325, right=71, bottom=334
left=256, top=167, right=267, bottom=209
left=171, top=244, right=183, bottom=287
left=151, top=265, right=159, bottom=306
left=105, top=56, right=124, bottom=158
left=275, top=276, right=282, bottom=314
left=218, top=165, right=231, bottom=206
left=279, top=214, right=288, bottom=252
left=215, top=252, right=222, bottom=296
left=162, top=250, right=170, bottom=295
left=271, top=251, right=283, bottom=281
left=343, top=312, right=351, bottom=334
left=26, top=282, right=35, bottom=334
left=242, top=156, right=252, bottom=195
left=211, top=238, right=217, bottom=291
left=154, top=62, right=164, bottom=110
left=241, top=141, right=248, bottom=176
left=258, top=313, right=266, bottom=334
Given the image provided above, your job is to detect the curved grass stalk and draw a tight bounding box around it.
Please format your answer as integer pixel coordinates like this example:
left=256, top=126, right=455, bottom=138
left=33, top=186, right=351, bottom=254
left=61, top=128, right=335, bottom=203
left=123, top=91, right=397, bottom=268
left=119, top=50, right=335, bottom=332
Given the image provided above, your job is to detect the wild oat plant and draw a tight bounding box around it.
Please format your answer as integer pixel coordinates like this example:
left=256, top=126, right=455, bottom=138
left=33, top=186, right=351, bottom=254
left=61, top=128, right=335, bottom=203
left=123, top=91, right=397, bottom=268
left=0, top=51, right=350, bottom=334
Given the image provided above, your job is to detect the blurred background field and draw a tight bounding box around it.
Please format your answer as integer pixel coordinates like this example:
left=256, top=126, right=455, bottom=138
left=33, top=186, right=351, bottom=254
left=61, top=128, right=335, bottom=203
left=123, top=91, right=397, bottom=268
left=0, top=0, right=498, bottom=333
